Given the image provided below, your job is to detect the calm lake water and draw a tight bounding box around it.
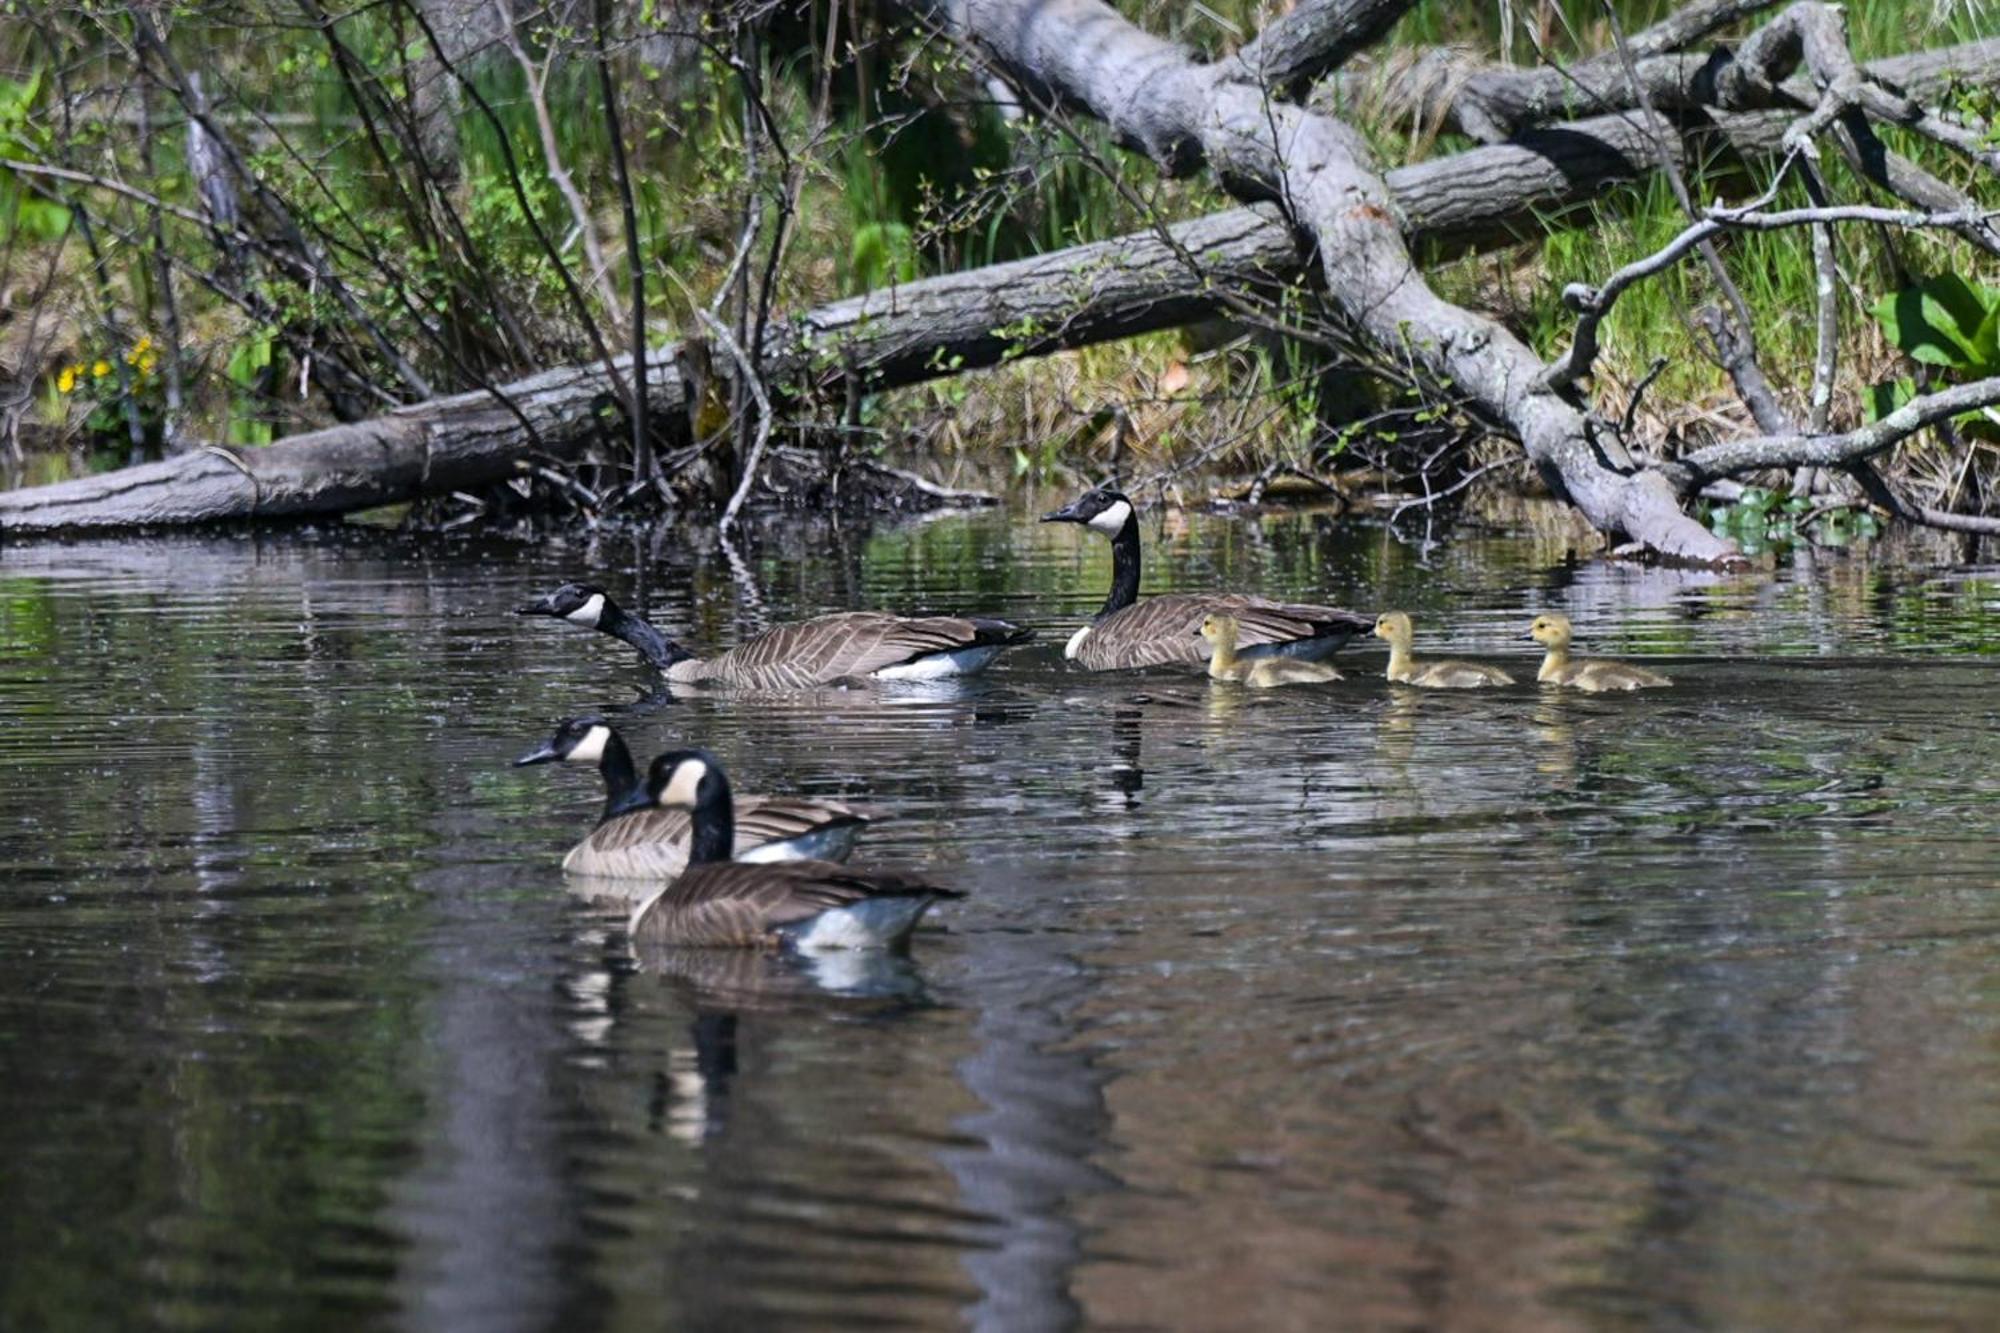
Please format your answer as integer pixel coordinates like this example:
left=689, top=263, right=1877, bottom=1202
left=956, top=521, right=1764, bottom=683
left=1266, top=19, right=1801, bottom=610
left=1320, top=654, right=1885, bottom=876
left=2, top=506, right=1998, bottom=1331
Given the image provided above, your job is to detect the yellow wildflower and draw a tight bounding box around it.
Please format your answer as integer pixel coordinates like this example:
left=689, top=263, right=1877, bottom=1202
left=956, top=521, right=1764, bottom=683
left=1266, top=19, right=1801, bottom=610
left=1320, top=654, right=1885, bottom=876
left=56, top=365, right=78, bottom=393
left=91, top=359, right=111, bottom=379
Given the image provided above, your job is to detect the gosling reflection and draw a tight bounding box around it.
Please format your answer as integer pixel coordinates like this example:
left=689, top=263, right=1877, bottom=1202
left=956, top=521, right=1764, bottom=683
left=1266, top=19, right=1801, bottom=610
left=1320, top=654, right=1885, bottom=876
left=1376, top=688, right=1421, bottom=796
left=1532, top=695, right=1579, bottom=787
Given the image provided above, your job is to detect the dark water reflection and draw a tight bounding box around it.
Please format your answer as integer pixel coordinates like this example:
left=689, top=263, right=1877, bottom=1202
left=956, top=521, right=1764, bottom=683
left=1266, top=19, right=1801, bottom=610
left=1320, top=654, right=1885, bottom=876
left=2, top=510, right=1999, bottom=1330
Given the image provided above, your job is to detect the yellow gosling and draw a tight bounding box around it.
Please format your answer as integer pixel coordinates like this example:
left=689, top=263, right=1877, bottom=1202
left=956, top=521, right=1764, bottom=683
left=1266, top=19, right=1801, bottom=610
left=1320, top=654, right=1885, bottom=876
left=1527, top=613, right=1672, bottom=692
left=1372, top=611, right=1514, bottom=688
left=1200, top=614, right=1343, bottom=689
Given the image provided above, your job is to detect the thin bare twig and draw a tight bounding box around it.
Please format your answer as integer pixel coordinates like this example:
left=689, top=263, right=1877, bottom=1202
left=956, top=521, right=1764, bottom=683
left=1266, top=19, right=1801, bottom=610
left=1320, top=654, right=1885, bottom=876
left=1544, top=201, right=1996, bottom=390
left=594, top=0, right=652, bottom=486
left=494, top=0, right=621, bottom=318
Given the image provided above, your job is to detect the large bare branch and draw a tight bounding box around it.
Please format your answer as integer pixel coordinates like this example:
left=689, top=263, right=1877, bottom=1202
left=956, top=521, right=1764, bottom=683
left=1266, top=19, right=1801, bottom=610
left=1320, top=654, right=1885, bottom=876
left=1333, top=27, right=2000, bottom=144
left=1661, top=377, right=2000, bottom=490
left=927, top=0, right=1735, bottom=560
left=1227, top=0, right=1414, bottom=99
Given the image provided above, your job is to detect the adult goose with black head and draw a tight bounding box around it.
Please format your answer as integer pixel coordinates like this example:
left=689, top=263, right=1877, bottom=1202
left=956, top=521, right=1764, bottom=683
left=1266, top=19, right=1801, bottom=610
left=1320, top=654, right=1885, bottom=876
left=627, top=750, right=963, bottom=952
left=1041, top=486, right=1372, bottom=672
left=518, top=584, right=1033, bottom=689
left=515, top=718, right=872, bottom=878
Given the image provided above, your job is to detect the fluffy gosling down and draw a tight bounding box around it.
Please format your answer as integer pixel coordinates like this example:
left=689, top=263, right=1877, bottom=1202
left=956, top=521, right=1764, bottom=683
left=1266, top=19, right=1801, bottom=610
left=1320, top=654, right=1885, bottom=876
left=1372, top=612, right=1513, bottom=689
left=1527, top=614, right=1672, bottom=692
left=1200, top=614, right=1343, bottom=688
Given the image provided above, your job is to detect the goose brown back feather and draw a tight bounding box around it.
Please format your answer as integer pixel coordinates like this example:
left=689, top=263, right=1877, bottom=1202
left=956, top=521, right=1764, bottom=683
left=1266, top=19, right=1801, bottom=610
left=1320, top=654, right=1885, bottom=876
left=1076, top=594, right=1370, bottom=672
left=564, top=795, right=870, bottom=879
left=629, top=860, right=963, bottom=949
left=668, top=612, right=1030, bottom=688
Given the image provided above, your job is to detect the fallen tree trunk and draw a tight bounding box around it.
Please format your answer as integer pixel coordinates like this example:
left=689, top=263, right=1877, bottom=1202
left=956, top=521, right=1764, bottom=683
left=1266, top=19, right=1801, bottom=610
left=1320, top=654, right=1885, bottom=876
left=0, top=98, right=1817, bottom=535
left=927, top=0, right=1740, bottom=560
left=1333, top=30, right=2000, bottom=143
left=5, top=18, right=1996, bottom=543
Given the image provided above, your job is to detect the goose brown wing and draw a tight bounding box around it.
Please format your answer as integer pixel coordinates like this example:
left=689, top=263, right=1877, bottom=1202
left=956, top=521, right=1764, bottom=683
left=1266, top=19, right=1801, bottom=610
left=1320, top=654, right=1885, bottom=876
left=735, top=795, right=872, bottom=846
left=1218, top=596, right=1373, bottom=649
left=1076, top=594, right=1370, bottom=671
left=564, top=796, right=868, bottom=879
left=565, top=806, right=695, bottom=878
left=699, top=613, right=1025, bottom=688
left=631, top=861, right=961, bottom=948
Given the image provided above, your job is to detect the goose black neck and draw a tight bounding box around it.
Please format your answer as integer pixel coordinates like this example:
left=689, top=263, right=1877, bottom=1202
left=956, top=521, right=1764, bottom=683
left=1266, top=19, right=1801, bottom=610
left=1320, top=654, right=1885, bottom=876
left=1098, top=515, right=1142, bottom=621
left=687, top=770, right=735, bottom=866
left=595, top=732, right=641, bottom=821
left=599, top=601, right=694, bottom=671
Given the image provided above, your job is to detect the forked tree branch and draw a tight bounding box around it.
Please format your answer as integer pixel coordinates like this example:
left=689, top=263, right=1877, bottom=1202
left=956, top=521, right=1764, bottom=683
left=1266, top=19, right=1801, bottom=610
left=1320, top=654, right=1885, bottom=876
left=923, top=0, right=1740, bottom=561
left=1544, top=202, right=2000, bottom=392
left=1661, top=376, right=2000, bottom=490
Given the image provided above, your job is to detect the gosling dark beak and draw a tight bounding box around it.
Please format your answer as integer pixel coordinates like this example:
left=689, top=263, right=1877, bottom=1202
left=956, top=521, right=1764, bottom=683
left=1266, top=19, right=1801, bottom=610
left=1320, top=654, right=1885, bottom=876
left=515, top=593, right=561, bottom=617
left=1521, top=631, right=1539, bottom=642
left=514, top=741, right=564, bottom=767
left=1041, top=498, right=1087, bottom=524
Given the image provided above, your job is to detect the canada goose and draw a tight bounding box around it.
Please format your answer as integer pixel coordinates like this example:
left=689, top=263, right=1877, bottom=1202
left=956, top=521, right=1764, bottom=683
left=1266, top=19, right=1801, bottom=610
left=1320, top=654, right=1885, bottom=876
left=1526, top=613, right=1672, bottom=692
left=628, top=750, right=964, bottom=951
left=515, top=718, right=872, bottom=877
left=1200, top=614, right=1342, bottom=688
left=1373, top=611, right=1514, bottom=688
left=1041, top=487, right=1371, bottom=671
left=517, top=583, right=1034, bottom=688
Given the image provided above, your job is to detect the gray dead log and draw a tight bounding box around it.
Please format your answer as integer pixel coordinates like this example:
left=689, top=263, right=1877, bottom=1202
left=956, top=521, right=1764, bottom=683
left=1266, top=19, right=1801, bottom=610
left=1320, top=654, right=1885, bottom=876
left=3, top=35, right=1993, bottom=537
left=1331, top=34, right=2000, bottom=142
left=928, top=0, right=1736, bottom=560
left=0, top=209, right=1298, bottom=533
left=0, top=359, right=657, bottom=531
left=0, top=98, right=1740, bottom=537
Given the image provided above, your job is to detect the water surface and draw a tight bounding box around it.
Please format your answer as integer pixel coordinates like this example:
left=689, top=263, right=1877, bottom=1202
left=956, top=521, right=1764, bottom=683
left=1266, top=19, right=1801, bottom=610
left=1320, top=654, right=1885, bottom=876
left=2, top=510, right=1998, bottom=1330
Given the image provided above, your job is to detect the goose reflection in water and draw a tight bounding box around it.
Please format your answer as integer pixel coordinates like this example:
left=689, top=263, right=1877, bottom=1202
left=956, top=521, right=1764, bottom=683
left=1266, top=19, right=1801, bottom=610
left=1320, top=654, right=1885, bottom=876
left=630, top=942, right=934, bottom=1147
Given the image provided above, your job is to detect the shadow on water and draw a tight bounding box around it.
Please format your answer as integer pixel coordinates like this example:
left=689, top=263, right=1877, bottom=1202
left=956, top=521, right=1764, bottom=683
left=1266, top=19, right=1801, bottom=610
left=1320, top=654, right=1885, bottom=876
left=2, top=511, right=2000, bottom=1329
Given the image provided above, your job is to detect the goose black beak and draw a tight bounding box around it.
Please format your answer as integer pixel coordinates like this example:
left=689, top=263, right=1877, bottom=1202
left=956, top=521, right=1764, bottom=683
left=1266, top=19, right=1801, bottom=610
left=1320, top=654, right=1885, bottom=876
left=515, top=594, right=560, bottom=617
left=1040, top=498, right=1086, bottom=524
left=513, top=741, right=564, bottom=767
left=1522, top=631, right=1540, bottom=642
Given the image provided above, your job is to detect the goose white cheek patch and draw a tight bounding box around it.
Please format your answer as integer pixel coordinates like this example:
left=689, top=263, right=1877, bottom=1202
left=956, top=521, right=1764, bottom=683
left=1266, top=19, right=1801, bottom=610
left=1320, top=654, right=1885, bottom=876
left=660, top=760, right=708, bottom=809
left=1086, top=500, right=1132, bottom=535
left=565, top=593, right=606, bottom=627
left=567, top=725, right=610, bottom=764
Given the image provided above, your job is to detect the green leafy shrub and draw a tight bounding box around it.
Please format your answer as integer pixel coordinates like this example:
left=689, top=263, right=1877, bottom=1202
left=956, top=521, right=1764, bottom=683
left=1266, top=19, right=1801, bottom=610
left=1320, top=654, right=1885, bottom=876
left=1868, top=275, right=2000, bottom=440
